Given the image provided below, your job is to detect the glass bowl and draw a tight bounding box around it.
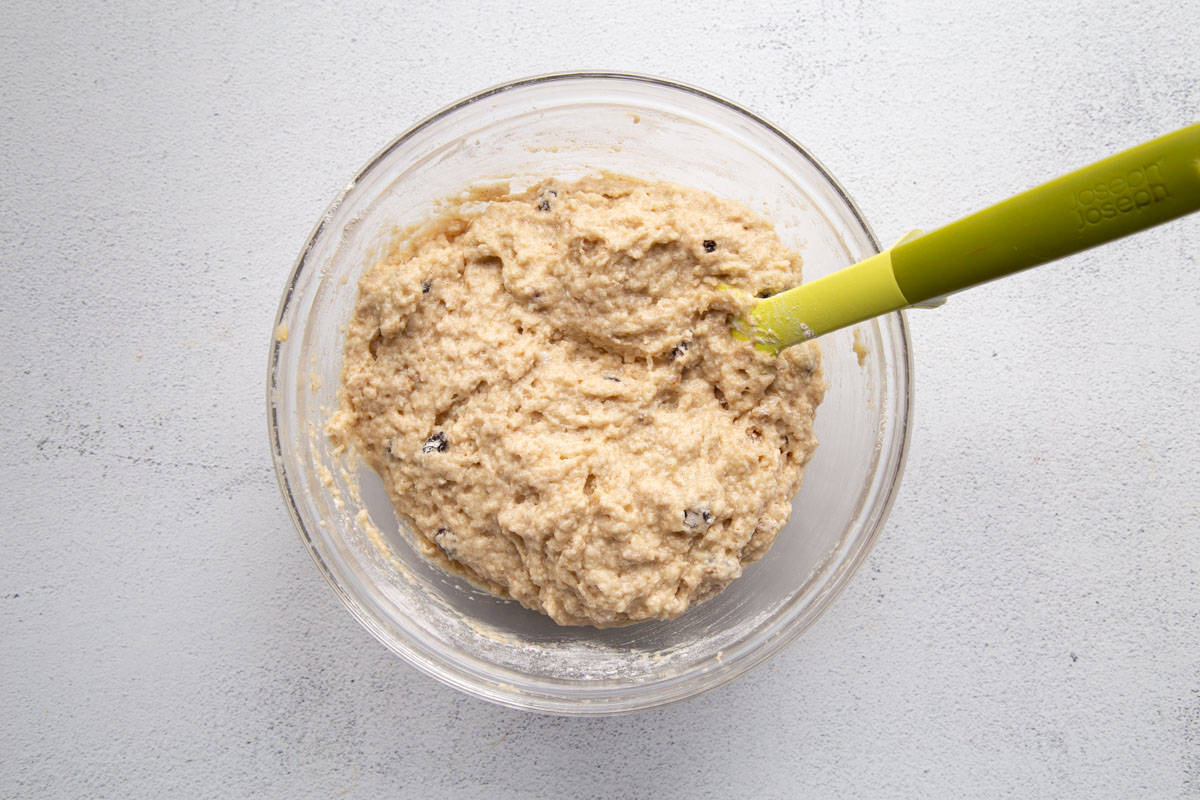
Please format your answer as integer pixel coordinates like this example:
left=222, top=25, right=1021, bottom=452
left=268, top=73, right=911, bottom=714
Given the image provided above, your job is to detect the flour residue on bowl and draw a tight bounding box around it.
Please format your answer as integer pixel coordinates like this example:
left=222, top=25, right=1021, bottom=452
left=852, top=327, right=869, bottom=367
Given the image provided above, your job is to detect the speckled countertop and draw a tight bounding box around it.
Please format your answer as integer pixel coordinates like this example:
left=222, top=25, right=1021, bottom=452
left=2, top=1, right=1198, bottom=797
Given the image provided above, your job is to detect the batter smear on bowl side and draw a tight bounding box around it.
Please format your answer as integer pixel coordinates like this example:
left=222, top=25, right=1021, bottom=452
left=328, top=174, right=825, bottom=627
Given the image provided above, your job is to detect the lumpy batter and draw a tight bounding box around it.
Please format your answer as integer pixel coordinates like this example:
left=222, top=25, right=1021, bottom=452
left=328, top=174, right=825, bottom=627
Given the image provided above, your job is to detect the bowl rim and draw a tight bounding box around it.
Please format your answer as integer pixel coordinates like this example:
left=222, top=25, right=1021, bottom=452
left=267, top=70, right=913, bottom=715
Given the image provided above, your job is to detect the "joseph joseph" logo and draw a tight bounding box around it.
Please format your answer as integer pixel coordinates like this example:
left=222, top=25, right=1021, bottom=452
left=1073, top=161, right=1170, bottom=231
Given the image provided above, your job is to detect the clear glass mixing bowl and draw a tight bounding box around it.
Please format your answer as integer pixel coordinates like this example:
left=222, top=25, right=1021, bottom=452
left=268, top=73, right=911, bottom=714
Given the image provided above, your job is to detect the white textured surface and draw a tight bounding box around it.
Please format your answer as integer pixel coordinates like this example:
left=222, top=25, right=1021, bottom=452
left=3, top=0, right=1198, bottom=796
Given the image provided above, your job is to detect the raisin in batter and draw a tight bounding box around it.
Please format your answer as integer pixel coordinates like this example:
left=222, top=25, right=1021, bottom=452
left=329, top=174, right=824, bottom=627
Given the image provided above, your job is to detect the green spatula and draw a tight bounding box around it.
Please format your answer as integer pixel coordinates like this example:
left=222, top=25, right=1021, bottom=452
left=741, top=122, right=1200, bottom=355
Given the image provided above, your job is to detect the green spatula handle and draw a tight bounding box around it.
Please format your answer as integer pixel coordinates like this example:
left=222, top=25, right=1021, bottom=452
left=749, top=122, right=1200, bottom=353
